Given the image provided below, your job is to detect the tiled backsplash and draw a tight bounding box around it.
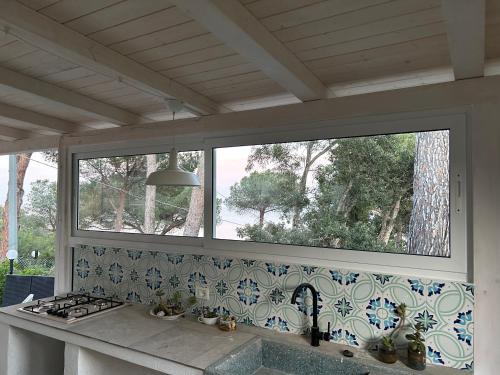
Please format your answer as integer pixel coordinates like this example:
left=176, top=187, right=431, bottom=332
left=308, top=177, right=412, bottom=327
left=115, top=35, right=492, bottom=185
left=73, top=245, right=474, bottom=370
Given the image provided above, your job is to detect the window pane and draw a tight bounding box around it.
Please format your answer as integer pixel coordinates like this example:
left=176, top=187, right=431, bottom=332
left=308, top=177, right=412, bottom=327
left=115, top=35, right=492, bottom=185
left=214, top=130, right=450, bottom=257
left=0, top=152, right=57, bottom=306
left=78, top=151, right=204, bottom=237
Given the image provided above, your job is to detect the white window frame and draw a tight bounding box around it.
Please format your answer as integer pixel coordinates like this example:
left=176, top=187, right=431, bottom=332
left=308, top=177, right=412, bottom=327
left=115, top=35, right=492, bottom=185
left=68, top=111, right=469, bottom=282
left=70, top=136, right=205, bottom=250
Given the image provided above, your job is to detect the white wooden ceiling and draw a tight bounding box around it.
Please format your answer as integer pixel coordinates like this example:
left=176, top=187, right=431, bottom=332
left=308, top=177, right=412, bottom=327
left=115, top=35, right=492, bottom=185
left=0, top=0, right=493, bottom=143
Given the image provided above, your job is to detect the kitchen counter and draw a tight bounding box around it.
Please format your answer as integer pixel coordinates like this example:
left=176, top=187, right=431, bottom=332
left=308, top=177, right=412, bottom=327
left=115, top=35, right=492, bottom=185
left=0, top=302, right=468, bottom=375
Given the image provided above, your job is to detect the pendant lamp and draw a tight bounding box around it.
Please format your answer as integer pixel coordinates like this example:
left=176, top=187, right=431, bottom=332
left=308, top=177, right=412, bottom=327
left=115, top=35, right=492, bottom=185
left=145, top=147, right=200, bottom=186
left=145, top=99, right=200, bottom=187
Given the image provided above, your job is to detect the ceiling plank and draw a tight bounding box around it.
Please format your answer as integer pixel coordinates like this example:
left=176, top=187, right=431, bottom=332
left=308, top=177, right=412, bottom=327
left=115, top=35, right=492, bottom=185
left=0, top=101, right=82, bottom=133
left=0, top=1, right=224, bottom=115
left=441, top=0, right=485, bottom=79
left=0, top=124, right=32, bottom=140
left=171, top=0, right=327, bottom=101
left=0, top=65, right=142, bottom=125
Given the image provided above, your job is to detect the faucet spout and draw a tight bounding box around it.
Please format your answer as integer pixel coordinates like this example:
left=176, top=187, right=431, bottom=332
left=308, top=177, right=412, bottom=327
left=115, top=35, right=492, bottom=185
left=291, top=283, right=319, bottom=328
left=291, top=283, right=329, bottom=346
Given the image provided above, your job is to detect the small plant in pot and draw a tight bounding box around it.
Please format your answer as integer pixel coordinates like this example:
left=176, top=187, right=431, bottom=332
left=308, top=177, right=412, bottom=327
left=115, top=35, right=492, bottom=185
left=379, top=336, right=397, bottom=364
left=406, top=323, right=426, bottom=370
left=151, top=290, right=196, bottom=319
left=198, top=307, right=219, bottom=325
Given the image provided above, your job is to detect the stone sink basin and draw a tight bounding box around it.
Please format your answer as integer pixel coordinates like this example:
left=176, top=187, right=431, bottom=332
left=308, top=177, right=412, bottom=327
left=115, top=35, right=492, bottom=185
left=205, top=338, right=410, bottom=375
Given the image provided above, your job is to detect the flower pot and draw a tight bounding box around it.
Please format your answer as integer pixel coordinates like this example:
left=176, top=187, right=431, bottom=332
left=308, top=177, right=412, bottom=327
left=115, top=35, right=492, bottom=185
left=219, top=316, right=237, bottom=331
left=379, top=346, right=398, bottom=364
left=407, top=348, right=426, bottom=370
left=198, top=315, right=219, bottom=325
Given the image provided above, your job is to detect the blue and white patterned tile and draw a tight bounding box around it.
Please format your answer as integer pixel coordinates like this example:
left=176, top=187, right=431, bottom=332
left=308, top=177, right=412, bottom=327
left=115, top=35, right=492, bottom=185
left=72, top=245, right=474, bottom=370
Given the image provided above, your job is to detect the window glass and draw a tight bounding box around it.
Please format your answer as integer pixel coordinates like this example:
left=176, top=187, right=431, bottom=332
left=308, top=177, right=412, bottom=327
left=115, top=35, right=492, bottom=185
left=77, top=151, right=204, bottom=237
left=0, top=152, right=57, bottom=306
left=214, top=130, right=450, bottom=257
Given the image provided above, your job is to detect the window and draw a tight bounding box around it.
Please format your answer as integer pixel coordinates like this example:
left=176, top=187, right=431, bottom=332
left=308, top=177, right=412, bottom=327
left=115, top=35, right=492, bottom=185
left=0, top=151, right=57, bottom=306
left=69, top=112, right=467, bottom=279
left=214, top=130, right=451, bottom=257
left=76, top=150, right=204, bottom=237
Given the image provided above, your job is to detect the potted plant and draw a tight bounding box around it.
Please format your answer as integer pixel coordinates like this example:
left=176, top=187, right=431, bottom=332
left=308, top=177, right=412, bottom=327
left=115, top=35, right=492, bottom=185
left=150, top=290, right=196, bottom=320
left=379, top=336, right=397, bottom=364
left=219, top=313, right=237, bottom=331
left=392, top=303, right=408, bottom=346
left=406, top=323, right=426, bottom=370
left=198, top=307, right=219, bottom=325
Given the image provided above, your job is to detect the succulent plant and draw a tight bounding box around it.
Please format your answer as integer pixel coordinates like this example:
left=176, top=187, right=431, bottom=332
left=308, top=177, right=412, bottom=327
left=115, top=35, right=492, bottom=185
left=202, top=307, right=218, bottom=318
left=152, top=291, right=196, bottom=316
left=381, top=335, right=395, bottom=350
left=406, top=323, right=426, bottom=353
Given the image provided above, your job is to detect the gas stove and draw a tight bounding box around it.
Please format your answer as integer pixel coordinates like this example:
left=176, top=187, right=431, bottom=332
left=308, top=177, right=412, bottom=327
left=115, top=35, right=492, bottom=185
left=18, top=292, right=125, bottom=323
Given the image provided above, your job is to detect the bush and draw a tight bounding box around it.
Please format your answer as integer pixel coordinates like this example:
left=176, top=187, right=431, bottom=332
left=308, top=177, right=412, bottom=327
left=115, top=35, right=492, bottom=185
left=0, top=259, right=54, bottom=306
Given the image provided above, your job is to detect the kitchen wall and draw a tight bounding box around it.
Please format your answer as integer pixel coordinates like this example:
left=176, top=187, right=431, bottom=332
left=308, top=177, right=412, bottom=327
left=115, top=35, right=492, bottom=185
left=73, top=244, right=473, bottom=370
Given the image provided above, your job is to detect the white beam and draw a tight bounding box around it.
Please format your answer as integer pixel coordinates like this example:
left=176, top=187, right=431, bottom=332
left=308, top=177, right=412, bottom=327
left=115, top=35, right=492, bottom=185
left=64, top=75, right=500, bottom=148
left=171, top=0, right=327, bottom=101
left=0, top=135, right=59, bottom=155
left=0, top=66, right=142, bottom=126
left=0, top=124, right=32, bottom=141
left=441, top=0, right=485, bottom=80
left=0, top=102, right=82, bottom=134
left=0, top=1, right=224, bottom=115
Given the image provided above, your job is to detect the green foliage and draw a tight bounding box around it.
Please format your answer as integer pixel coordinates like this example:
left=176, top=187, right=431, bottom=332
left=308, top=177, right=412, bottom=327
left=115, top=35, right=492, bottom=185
left=381, top=335, right=395, bottom=349
left=406, top=323, right=426, bottom=353
left=78, top=151, right=201, bottom=234
left=226, top=171, right=296, bottom=226
left=25, top=180, right=57, bottom=231
left=0, top=259, right=53, bottom=306
left=233, top=134, right=416, bottom=253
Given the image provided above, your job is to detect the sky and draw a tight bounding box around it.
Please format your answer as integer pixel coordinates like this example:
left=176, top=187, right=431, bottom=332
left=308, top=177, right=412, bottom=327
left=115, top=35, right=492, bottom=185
left=214, top=146, right=253, bottom=239
left=214, top=145, right=327, bottom=240
left=0, top=152, right=58, bottom=206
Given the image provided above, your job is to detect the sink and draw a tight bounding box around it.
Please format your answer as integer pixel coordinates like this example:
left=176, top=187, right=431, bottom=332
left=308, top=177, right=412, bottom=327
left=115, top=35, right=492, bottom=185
left=205, top=339, right=410, bottom=375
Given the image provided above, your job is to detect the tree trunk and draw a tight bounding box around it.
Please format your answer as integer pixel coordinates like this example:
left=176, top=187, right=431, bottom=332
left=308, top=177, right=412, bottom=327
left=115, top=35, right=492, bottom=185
left=183, top=154, right=205, bottom=237
left=292, top=142, right=313, bottom=228
left=259, top=208, right=265, bottom=227
left=1, top=153, right=31, bottom=258
left=408, top=131, right=449, bottom=256
left=378, top=195, right=402, bottom=245
left=144, top=154, right=157, bottom=234
left=114, top=190, right=127, bottom=232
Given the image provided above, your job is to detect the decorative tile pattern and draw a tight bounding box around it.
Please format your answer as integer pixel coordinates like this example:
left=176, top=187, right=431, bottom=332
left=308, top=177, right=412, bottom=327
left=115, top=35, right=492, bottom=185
left=73, top=245, right=474, bottom=370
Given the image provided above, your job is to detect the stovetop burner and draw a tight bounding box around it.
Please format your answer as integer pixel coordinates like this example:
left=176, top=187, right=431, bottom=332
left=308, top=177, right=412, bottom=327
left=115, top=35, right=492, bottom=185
left=19, top=293, right=125, bottom=323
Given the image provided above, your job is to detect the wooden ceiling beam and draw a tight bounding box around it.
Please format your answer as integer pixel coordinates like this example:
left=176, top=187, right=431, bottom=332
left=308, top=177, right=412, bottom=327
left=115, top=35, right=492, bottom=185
left=0, top=1, right=224, bottom=115
left=0, top=124, right=32, bottom=141
left=441, top=0, right=485, bottom=80
left=0, top=102, right=82, bottom=134
left=0, top=135, right=59, bottom=155
left=171, top=0, right=327, bottom=101
left=0, top=66, right=142, bottom=126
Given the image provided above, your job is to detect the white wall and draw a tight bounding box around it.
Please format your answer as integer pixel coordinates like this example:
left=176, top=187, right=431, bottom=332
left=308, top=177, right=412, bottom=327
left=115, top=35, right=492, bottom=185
left=471, top=101, right=500, bottom=374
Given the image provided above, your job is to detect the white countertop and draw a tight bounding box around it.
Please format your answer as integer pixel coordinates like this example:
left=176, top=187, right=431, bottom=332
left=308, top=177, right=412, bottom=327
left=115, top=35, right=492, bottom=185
left=0, top=302, right=466, bottom=375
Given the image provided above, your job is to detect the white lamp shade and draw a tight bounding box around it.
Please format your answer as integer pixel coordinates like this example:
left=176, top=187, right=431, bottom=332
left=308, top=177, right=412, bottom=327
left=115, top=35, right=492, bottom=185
left=6, top=249, right=18, bottom=260
left=146, top=169, right=200, bottom=186
left=145, top=147, right=201, bottom=187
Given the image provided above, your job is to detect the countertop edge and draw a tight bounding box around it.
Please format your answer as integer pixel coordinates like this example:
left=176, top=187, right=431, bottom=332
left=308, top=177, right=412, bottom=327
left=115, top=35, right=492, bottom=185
left=0, top=310, right=204, bottom=375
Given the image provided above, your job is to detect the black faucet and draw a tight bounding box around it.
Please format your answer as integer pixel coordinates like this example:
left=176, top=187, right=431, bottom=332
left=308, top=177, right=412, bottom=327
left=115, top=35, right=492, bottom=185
left=291, top=283, right=331, bottom=347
